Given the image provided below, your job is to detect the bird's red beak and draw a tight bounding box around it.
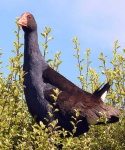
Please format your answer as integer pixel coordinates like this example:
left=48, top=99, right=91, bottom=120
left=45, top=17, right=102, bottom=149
left=18, top=13, right=28, bottom=27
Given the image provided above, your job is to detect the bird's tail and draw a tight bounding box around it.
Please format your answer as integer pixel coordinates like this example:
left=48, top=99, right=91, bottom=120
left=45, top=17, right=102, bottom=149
left=93, top=82, right=111, bottom=101
left=106, top=106, right=121, bottom=123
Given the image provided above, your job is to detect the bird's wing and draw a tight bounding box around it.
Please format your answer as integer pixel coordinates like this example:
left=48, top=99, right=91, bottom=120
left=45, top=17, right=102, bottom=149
left=43, top=82, right=106, bottom=119
left=56, top=91, right=120, bottom=124
left=43, top=66, right=86, bottom=93
left=43, top=67, right=120, bottom=123
left=42, top=67, right=99, bottom=119
left=56, top=91, right=106, bottom=119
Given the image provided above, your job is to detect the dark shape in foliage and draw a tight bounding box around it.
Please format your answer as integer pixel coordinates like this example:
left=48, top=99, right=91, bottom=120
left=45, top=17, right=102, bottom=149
left=93, top=82, right=110, bottom=101
left=18, top=12, right=120, bottom=137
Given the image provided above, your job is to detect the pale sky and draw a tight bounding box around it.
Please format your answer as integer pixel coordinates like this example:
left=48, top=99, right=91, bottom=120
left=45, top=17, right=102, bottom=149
left=0, top=0, right=125, bottom=86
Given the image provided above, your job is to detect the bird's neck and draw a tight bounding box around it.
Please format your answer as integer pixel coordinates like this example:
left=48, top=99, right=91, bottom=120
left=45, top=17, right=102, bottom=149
left=23, top=29, right=48, bottom=71
left=24, top=29, right=40, bottom=57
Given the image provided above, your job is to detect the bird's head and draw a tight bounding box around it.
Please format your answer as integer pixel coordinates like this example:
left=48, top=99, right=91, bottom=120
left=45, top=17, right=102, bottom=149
left=18, top=12, right=37, bottom=31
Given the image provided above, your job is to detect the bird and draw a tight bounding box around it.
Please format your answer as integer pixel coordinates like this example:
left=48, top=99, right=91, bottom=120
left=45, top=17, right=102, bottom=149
left=18, top=12, right=120, bottom=137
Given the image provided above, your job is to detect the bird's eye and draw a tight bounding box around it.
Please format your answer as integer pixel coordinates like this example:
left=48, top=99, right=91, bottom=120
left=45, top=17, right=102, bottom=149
left=27, top=15, right=32, bottom=19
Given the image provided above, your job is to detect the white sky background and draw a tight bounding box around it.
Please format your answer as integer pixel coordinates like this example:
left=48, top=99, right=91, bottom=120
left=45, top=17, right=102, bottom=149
left=0, top=0, right=125, bottom=86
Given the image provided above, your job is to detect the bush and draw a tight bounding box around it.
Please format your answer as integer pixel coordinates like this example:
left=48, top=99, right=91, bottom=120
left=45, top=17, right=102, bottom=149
left=0, top=20, right=124, bottom=150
